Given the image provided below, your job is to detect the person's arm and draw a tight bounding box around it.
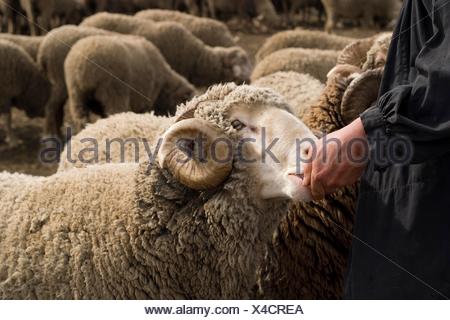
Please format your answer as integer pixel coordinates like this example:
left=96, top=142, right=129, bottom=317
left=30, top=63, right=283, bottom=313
left=362, top=0, right=450, bottom=164
left=302, top=0, right=447, bottom=199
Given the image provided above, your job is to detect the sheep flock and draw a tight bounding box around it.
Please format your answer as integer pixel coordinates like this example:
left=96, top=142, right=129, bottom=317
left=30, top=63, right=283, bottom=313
left=0, top=0, right=396, bottom=299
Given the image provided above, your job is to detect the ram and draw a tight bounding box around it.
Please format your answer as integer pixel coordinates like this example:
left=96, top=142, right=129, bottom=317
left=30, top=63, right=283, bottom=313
left=0, top=83, right=315, bottom=299
left=59, top=65, right=384, bottom=298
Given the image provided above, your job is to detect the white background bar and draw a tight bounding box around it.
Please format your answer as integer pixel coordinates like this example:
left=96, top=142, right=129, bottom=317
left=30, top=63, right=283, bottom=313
left=0, top=300, right=448, bottom=320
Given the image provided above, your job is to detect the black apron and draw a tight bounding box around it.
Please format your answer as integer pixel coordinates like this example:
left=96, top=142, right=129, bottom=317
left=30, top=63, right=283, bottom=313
left=345, top=0, right=450, bottom=299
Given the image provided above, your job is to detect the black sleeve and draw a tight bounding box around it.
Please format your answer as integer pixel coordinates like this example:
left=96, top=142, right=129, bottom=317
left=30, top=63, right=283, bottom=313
left=361, top=0, right=450, bottom=164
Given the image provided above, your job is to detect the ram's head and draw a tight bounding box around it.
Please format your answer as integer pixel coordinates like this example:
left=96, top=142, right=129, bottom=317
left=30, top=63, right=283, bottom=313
left=157, top=84, right=316, bottom=202
left=336, top=32, right=392, bottom=71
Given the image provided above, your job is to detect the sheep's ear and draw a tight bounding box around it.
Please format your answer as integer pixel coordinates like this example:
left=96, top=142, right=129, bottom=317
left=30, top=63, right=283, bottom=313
left=337, top=37, right=375, bottom=68
left=340, top=68, right=384, bottom=125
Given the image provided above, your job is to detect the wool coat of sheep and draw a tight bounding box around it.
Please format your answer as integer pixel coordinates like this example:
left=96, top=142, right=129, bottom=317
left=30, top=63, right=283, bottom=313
left=64, top=34, right=195, bottom=132
left=255, top=29, right=353, bottom=63
left=0, top=83, right=297, bottom=299
left=253, top=71, right=324, bottom=119
left=80, top=13, right=252, bottom=86
left=251, top=48, right=339, bottom=83
left=58, top=112, right=174, bottom=172
left=135, top=9, right=236, bottom=47
left=0, top=34, right=44, bottom=61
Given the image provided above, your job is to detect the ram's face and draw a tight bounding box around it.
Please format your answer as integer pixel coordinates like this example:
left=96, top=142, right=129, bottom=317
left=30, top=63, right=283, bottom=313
left=157, top=88, right=316, bottom=203
left=228, top=103, right=316, bottom=202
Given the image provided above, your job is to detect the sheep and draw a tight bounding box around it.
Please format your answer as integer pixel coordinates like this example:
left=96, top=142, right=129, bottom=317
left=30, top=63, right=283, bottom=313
left=0, top=39, right=50, bottom=146
left=255, top=29, right=354, bottom=63
left=255, top=66, right=385, bottom=299
left=20, top=0, right=86, bottom=35
left=81, top=13, right=252, bottom=87
left=135, top=9, right=236, bottom=47
left=64, top=35, right=195, bottom=133
left=321, top=0, right=401, bottom=33
left=0, top=83, right=317, bottom=299
left=251, top=47, right=339, bottom=83
left=253, top=71, right=324, bottom=119
left=37, top=25, right=113, bottom=139
left=0, top=34, right=44, bottom=61
left=362, top=33, right=392, bottom=70
left=57, top=68, right=385, bottom=299
left=331, top=32, right=392, bottom=77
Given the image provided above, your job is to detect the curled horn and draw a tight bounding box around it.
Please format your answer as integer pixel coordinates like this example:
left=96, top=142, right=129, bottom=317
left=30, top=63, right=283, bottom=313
left=340, top=68, right=384, bottom=125
left=337, top=37, right=375, bottom=68
left=158, top=118, right=233, bottom=190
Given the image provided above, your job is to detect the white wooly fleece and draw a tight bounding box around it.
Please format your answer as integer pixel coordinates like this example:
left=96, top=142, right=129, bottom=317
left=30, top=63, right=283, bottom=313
left=255, top=29, right=353, bottom=63
left=58, top=112, right=174, bottom=171
left=251, top=48, right=339, bottom=83
left=253, top=71, right=325, bottom=119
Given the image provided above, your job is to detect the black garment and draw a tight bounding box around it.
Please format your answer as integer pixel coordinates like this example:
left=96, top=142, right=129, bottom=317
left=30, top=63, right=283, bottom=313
left=346, top=0, right=450, bottom=299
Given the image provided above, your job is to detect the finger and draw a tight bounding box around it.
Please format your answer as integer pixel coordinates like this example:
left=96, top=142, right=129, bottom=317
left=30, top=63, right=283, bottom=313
left=302, top=146, right=313, bottom=186
left=303, top=161, right=312, bottom=186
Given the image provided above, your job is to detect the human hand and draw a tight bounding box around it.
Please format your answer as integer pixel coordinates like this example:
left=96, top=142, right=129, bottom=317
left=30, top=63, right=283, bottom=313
left=303, top=118, right=369, bottom=200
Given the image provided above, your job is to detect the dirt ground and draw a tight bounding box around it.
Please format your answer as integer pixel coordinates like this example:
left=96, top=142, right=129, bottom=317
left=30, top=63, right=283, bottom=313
left=0, top=27, right=378, bottom=177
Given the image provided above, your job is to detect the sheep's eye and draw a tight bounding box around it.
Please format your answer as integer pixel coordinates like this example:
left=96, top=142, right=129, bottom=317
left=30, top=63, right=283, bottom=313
left=231, top=120, right=246, bottom=131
